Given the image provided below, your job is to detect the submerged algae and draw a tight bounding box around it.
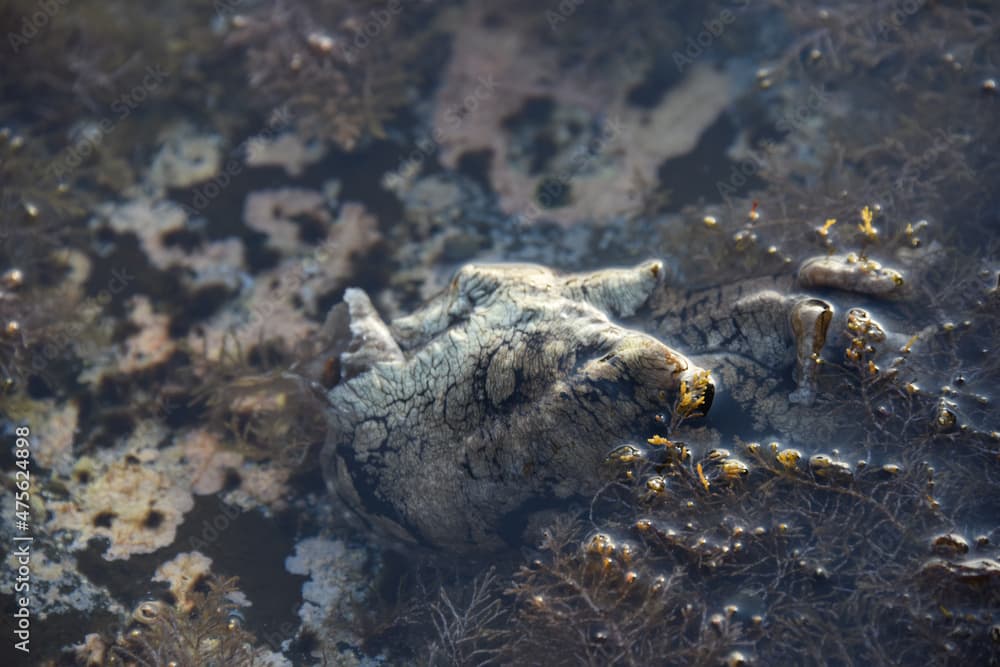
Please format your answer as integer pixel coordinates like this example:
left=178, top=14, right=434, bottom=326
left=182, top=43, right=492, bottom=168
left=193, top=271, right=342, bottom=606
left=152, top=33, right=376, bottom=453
left=319, top=246, right=929, bottom=553
left=1, top=0, right=997, bottom=665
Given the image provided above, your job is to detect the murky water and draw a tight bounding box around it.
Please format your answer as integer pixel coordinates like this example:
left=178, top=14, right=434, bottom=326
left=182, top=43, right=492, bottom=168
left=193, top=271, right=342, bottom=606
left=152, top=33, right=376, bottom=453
left=1, top=1, right=998, bottom=665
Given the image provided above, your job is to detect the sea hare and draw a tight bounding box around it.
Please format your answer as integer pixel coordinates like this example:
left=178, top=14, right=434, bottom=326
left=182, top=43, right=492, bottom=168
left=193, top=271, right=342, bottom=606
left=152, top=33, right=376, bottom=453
left=320, top=261, right=709, bottom=551
left=320, top=255, right=914, bottom=551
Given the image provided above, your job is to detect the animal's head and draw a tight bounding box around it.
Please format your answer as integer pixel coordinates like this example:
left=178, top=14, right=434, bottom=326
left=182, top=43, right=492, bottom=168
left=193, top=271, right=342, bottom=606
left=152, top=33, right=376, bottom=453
left=518, top=317, right=714, bottom=482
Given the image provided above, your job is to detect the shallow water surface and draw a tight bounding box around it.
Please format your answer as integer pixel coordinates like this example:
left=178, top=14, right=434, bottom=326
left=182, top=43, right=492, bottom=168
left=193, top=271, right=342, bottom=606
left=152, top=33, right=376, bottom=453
left=0, top=1, right=998, bottom=665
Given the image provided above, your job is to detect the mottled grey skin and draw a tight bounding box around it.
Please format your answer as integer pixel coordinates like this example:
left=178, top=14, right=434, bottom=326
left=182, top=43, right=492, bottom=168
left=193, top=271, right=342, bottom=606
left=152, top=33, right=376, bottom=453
left=321, top=261, right=709, bottom=551
left=646, top=276, right=829, bottom=434
left=644, top=253, right=913, bottom=431
left=321, top=255, right=912, bottom=551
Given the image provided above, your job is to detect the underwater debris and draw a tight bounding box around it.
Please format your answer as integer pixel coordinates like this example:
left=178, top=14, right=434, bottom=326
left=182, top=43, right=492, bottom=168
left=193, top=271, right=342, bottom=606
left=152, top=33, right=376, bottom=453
left=83, top=296, right=174, bottom=378
left=501, top=521, right=749, bottom=665
left=0, top=132, right=97, bottom=385
left=815, top=217, right=837, bottom=239
left=857, top=205, right=878, bottom=242
left=0, top=542, right=119, bottom=623
left=243, top=187, right=332, bottom=255
left=24, top=397, right=79, bottom=475
left=186, top=349, right=326, bottom=507
left=433, top=3, right=738, bottom=224
left=283, top=536, right=377, bottom=662
left=191, top=198, right=380, bottom=366
left=92, top=575, right=274, bottom=667
left=95, top=197, right=245, bottom=277
left=152, top=551, right=216, bottom=613
left=147, top=124, right=224, bottom=191
left=245, top=132, right=326, bottom=176
left=225, top=0, right=435, bottom=150
left=48, top=438, right=195, bottom=561
left=0, top=2, right=993, bottom=665
left=425, top=566, right=508, bottom=667
left=177, top=428, right=244, bottom=497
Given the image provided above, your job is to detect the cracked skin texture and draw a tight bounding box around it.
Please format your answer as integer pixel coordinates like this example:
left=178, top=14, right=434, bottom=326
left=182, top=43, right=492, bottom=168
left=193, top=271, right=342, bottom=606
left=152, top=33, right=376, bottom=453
left=642, top=254, right=911, bottom=433
left=321, top=261, right=709, bottom=552
left=321, top=255, right=911, bottom=551
left=645, top=276, right=823, bottom=433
